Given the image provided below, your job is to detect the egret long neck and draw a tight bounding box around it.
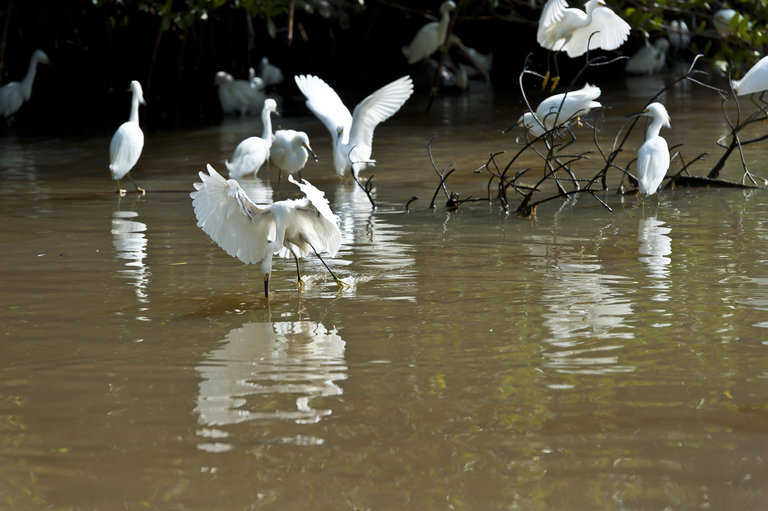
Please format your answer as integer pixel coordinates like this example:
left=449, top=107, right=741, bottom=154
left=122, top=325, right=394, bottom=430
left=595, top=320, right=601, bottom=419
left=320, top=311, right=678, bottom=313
left=20, top=56, right=40, bottom=100
left=646, top=117, right=665, bottom=139
left=261, top=109, right=273, bottom=140
left=437, top=10, right=451, bottom=45
left=128, top=91, right=141, bottom=123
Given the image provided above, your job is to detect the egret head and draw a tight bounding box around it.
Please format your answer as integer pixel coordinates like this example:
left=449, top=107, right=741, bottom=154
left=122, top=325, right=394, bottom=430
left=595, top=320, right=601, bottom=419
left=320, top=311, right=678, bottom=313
left=214, top=71, right=233, bottom=86
left=32, top=49, right=50, bottom=65
left=641, top=102, right=671, bottom=128
left=298, top=133, right=318, bottom=161
left=264, top=98, right=278, bottom=114
left=129, top=80, right=146, bottom=105
left=518, top=112, right=545, bottom=138
left=441, top=1, right=457, bottom=14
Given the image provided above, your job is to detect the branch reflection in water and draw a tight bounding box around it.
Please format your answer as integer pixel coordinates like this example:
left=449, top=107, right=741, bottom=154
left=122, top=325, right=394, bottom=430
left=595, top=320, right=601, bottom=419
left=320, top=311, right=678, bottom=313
left=111, top=209, right=150, bottom=313
left=195, top=321, right=347, bottom=452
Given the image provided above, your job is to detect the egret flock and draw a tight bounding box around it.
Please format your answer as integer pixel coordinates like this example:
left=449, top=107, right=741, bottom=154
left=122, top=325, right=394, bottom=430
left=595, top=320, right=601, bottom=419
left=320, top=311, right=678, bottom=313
left=3, top=0, right=768, bottom=296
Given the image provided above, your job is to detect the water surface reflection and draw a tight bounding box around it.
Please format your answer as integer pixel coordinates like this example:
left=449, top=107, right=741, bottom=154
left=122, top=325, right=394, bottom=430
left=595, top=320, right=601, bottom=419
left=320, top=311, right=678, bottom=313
left=195, top=320, right=346, bottom=451
left=111, top=209, right=150, bottom=309
left=637, top=215, right=672, bottom=303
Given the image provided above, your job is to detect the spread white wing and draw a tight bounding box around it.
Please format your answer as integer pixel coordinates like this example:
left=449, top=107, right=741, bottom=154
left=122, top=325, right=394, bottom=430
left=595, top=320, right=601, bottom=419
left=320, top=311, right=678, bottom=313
left=348, top=75, right=413, bottom=152
left=294, top=74, right=353, bottom=142
left=190, top=164, right=275, bottom=264
left=278, top=175, right=341, bottom=259
left=565, top=6, right=630, bottom=57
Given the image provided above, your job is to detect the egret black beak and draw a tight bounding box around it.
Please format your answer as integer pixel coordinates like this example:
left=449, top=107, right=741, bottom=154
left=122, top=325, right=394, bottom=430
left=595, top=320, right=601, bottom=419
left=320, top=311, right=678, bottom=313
left=263, top=273, right=270, bottom=297
left=305, top=144, right=318, bottom=162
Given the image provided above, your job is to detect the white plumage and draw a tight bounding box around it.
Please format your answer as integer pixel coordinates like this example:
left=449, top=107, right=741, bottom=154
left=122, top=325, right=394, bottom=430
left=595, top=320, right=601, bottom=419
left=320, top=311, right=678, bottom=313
left=517, top=83, right=602, bottom=137
left=190, top=164, right=342, bottom=296
left=215, top=70, right=265, bottom=116
left=0, top=49, right=49, bottom=119
left=668, top=20, right=690, bottom=50
left=731, top=56, right=768, bottom=96
left=225, top=98, right=278, bottom=178
left=636, top=102, right=671, bottom=196
left=625, top=38, right=669, bottom=75
left=401, top=1, right=456, bottom=64
left=537, top=0, right=630, bottom=58
left=258, top=57, right=284, bottom=87
left=294, top=74, right=414, bottom=178
left=109, top=80, right=146, bottom=195
left=270, top=129, right=317, bottom=177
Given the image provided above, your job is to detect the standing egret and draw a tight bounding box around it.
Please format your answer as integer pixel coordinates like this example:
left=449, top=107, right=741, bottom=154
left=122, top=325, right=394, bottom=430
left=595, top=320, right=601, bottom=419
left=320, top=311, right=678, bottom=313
left=731, top=55, right=768, bottom=96
left=401, top=1, right=457, bottom=64
left=516, top=82, right=602, bottom=138
left=0, top=49, right=50, bottom=119
left=668, top=20, right=690, bottom=51
left=258, top=57, right=284, bottom=87
left=537, top=0, right=630, bottom=88
left=625, top=38, right=669, bottom=75
left=270, top=129, right=318, bottom=182
left=636, top=102, right=671, bottom=196
left=215, top=71, right=265, bottom=116
left=225, top=98, right=278, bottom=178
left=294, top=74, right=414, bottom=179
left=109, top=80, right=146, bottom=196
left=190, top=164, right=343, bottom=297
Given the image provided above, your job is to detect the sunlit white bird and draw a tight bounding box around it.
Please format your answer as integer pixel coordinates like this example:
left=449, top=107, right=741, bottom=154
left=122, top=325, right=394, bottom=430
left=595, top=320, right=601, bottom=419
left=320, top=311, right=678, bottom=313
left=258, top=57, right=284, bottom=87
left=270, top=129, right=318, bottom=181
left=731, top=55, right=768, bottom=96
left=516, top=82, right=602, bottom=138
left=401, top=1, right=456, bottom=64
left=215, top=70, right=265, bottom=116
left=668, top=20, right=690, bottom=50
left=190, top=164, right=343, bottom=297
left=294, top=74, right=414, bottom=178
left=537, top=0, right=631, bottom=58
left=713, top=8, right=737, bottom=38
left=0, top=49, right=49, bottom=119
left=625, top=37, right=669, bottom=75
left=636, top=102, right=671, bottom=196
left=109, top=80, right=146, bottom=196
left=225, top=98, right=278, bottom=178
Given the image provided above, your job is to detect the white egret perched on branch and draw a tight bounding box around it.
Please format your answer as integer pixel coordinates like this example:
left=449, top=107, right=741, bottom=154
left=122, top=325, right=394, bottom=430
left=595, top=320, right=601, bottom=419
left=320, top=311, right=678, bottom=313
left=636, top=102, right=671, bottom=196
left=515, top=82, right=602, bottom=138
left=191, top=164, right=343, bottom=297
left=109, top=80, right=146, bottom=196
left=294, top=74, right=414, bottom=178
left=0, top=49, right=50, bottom=119
left=401, top=1, right=456, bottom=64
left=731, top=55, right=768, bottom=96
left=270, top=129, right=318, bottom=182
left=537, top=0, right=630, bottom=89
left=225, top=98, right=278, bottom=178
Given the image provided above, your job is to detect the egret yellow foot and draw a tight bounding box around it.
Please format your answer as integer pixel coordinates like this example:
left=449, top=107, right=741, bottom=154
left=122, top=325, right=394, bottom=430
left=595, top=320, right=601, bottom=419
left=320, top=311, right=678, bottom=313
left=541, top=71, right=550, bottom=90
left=549, top=75, right=560, bottom=91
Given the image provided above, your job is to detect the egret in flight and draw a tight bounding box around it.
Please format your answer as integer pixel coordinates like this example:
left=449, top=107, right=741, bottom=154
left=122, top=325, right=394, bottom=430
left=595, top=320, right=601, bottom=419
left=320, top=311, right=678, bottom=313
left=270, top=129, right=318, bottom=182
left=109, top=80, right=146, bottom=196
left=191, top=164, right=343, bottom=297
left=295, top=74, right=413, bottom=179
left=0, top=49, right=49, bottom=119
left=636, top=102, right=671, bottom=196
left=225, top=98, right=278, bottom=178
left=537, top=0, right=630, bottom=89
left=516, top=82, right=602, bottom=138
left=401, top=1, right=456, bottom=64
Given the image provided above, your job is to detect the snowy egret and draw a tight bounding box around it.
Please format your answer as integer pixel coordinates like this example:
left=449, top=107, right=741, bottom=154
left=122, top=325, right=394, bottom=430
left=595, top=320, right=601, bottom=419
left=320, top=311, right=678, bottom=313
left=625, top=37, right=669, bottom=75
left=668, top=20, right=690, bottom=50
left=109, top=80, right=146, bottom=196
left=713, top=9, right=737, bottom=37
left=0, top=49, right=49, bottom=119
left=731, top=55, right=768, bottom=96
left=215, top=70, right=264, bottom=116
left=190, top=164, right=342, bottom=297
left=270, top=129, right=318, bottom=181
left=225, top=98, right=278, bottom=178
left=294, top=74, right=414, bottom=178
left=516, top=82, right=602, bottom=138
left=537, top=0, right=630, bottom=88
left=402, top=1, right=456, bottom=65
left=258, top=57, right=284, bottom=87
left=636, top=102, right=671, bottom=196
left=248, top=67, right=266, bottom=91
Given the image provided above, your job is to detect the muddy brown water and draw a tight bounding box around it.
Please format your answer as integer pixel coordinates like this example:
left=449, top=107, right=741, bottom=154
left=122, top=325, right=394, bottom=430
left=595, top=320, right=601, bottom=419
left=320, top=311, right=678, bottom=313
left=2, top=77, right=768, bottom=509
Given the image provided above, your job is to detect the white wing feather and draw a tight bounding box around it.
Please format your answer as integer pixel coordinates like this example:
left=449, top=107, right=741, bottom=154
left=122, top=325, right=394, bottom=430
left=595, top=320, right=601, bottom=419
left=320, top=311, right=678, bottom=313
left=537, top=0, right=568, bottom=46
left=280, top=175, right=341, bottom=258
left=564, top=6, right=630, bottom=57
left=190, top=164, right=275, bottom=264
left=294, top=74, right=353, bottom=143
left=348, top=75, right=413, bottom=151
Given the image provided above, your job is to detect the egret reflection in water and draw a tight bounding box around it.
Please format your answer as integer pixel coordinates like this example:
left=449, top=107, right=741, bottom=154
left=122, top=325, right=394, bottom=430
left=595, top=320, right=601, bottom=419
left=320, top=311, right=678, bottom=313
left=111, top=209, right=150, bottom=306
left=195, top=321, right=347, bottom=451
left=638, top=215, right=672, bottom=302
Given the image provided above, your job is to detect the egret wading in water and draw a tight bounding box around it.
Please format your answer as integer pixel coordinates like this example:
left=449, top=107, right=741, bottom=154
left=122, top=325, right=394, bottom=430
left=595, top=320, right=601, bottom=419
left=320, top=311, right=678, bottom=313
left=214, top=70, right=265, bottom=116
left=294, top=74, right=414, bottom=179
left=270, top=129, right=318, bottom=183
left=537, top=0, right=630, bottom=90
left=0, top=49, right=50, bottom=120
left=109, top=80, right=146, bottom=196
left=624, top=37, right=669, bottom=75
left=191, top=164, right=343, bottom=297
left=225, top=98, right=278, bottom=179
left=636, top=102, right=671, bottom=196
left=515, top=82, right=602, bottom=138
left=401, top=1, right=457, bottom=64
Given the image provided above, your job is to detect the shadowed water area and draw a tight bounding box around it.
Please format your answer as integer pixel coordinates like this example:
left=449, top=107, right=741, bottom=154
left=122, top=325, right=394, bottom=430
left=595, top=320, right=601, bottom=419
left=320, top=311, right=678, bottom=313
left=2, top=79, right=768, bottom=509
